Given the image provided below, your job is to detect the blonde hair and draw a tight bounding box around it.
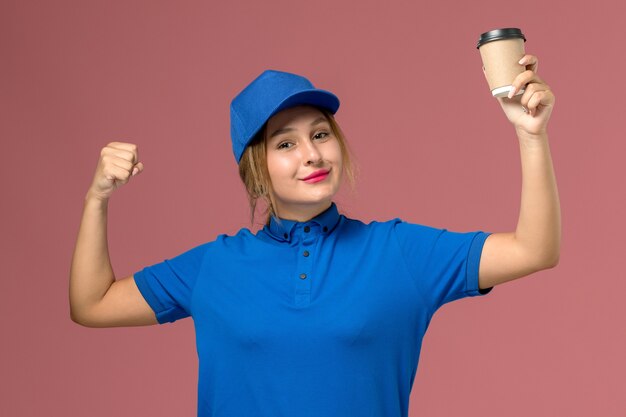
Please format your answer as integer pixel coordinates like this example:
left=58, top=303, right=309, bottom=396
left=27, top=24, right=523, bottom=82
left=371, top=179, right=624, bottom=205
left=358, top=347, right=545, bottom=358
left=238, top=107, right=357, bottom=228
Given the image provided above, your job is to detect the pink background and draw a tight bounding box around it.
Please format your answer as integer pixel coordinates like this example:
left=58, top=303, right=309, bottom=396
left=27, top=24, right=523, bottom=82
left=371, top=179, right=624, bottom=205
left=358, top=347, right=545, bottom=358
left=2, top=0, right=625, bottom=416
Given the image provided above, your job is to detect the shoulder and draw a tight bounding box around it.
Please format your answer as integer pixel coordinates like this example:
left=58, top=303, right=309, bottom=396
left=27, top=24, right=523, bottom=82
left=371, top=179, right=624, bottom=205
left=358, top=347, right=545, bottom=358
left=179, top=227, right=256, bottom=255
left=363, top=216, right=462, bottom=248
left=338, top=214, right=409, bottom=239
left=211, top=227, right=256, bottom=247
left=340, top=211, right=443, bottom=235
left=343, top=214, right=412, bottom=229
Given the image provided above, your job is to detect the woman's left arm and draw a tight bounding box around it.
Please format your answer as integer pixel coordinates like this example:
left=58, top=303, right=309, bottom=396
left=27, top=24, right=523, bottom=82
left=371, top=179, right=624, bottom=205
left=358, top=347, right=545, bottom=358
left=478, top=54, right=561, bottom=290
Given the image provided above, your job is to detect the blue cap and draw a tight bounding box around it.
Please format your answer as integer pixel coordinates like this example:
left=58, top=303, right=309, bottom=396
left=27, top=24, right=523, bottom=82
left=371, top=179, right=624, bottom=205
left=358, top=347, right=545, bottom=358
left=230, top=69, right=340, bottom=164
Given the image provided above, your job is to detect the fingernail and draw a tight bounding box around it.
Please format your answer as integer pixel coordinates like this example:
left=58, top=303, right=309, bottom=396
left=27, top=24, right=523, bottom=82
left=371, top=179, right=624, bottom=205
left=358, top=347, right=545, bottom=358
left=508, top=87, right=515, bottom=99
left=518, top=57, right=526, bottom=65
left=132, top=167, right=138, bottom=176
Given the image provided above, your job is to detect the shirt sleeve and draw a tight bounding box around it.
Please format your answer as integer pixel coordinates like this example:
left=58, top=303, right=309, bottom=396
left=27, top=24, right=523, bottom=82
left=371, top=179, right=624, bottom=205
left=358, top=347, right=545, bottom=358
left=133, top=242, right=208, bottom=324
left=392, top=219, right=493, bottom=312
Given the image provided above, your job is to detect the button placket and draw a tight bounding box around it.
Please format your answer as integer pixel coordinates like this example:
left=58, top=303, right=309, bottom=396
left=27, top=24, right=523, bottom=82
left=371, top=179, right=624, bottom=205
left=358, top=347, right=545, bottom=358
left=294, top=224, right=316, bottom=306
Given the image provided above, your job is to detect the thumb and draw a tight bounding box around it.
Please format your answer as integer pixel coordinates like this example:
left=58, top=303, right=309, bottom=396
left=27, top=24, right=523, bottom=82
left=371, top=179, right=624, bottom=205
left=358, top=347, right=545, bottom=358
left=131, top=161, right=144, bottom=176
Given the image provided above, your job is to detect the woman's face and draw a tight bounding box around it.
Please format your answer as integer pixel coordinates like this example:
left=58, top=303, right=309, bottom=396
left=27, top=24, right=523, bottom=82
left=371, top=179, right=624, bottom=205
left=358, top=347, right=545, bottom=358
left=265, top=105, right=343, bottom=221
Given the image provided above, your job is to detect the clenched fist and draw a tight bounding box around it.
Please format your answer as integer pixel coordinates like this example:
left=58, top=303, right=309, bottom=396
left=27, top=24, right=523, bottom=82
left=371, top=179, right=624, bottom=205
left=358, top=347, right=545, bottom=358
left=87, top=142, right=144, bottom=201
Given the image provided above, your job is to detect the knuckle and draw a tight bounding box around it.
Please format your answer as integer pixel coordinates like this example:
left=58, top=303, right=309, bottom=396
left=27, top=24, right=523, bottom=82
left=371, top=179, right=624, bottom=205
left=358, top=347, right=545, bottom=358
left=515, top=72, right=530, bottom=84
left=124, top=150, right=136, bottom=164
left=118, top=149, right=129, bottom=160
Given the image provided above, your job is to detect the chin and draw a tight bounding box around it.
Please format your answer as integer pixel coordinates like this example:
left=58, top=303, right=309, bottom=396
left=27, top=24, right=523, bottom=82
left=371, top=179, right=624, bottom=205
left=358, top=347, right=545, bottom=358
left=307, top=187, right=338, bottom=200
left=292, top=193, right=335, bottom=206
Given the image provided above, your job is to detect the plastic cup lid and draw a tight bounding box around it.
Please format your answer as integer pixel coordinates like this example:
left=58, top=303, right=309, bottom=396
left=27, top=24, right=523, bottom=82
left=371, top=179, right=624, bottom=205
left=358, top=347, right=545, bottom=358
left=477, top=28, right=526, bottom=49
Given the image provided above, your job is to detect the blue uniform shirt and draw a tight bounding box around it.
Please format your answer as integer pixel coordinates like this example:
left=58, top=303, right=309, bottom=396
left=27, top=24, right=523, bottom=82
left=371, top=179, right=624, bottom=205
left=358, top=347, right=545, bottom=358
left=134, top=202, right=493, bottom=417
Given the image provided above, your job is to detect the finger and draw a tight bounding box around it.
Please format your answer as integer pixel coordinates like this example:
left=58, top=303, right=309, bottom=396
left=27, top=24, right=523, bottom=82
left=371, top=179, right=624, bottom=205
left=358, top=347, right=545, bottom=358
left=102, top=151, right=134, bottom=171
left=519, top=82, right=538, bottom=108
left=106, top=142, right=139, bottom=164
left=519, top=54, right=538, bottom=73
left=526, top=90, right=546, bottom=117
left=526, top=88, right=555, bottom=117
left=508, top=70, right=545, bottom=99
left=107, top=141, right=138, bottom=152
left=103, top=147, right=137, bottom=165
left=110, top=157, right=134, bottom=173
left=103, top=164, right=132, bottom=183
left=519, top=81, right=550, bottom=108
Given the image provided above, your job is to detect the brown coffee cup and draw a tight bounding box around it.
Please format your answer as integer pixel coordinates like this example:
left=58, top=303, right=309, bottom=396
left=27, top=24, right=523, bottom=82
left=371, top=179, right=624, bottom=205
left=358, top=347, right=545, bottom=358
left=477, top=28, right=527, bottom=98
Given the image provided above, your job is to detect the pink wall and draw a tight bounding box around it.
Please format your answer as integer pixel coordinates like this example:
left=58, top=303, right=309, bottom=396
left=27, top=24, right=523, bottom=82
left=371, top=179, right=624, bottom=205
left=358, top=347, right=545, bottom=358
left=2, top=0, right=624, bottom=416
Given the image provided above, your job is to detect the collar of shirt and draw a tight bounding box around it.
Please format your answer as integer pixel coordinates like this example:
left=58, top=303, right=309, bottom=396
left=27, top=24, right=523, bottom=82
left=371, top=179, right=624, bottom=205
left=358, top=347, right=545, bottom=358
left=263, top=202, right=341, bottom=243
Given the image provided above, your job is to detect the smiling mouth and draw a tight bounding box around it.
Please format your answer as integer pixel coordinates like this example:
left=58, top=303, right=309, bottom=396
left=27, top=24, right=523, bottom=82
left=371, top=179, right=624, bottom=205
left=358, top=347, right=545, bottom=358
left=302, top=172, right=329, bottom=183
left=302, top=169, right=330, bottom=181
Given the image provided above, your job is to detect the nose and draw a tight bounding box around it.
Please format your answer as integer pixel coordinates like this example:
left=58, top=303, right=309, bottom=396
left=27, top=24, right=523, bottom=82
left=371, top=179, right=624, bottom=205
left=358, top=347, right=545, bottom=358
left=302, top=138, right=322, bottom=165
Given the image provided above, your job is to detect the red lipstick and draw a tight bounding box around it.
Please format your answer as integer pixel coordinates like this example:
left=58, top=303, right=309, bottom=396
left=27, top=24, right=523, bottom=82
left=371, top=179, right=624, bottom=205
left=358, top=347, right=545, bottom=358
left=302, top=169, right=330, bottom=181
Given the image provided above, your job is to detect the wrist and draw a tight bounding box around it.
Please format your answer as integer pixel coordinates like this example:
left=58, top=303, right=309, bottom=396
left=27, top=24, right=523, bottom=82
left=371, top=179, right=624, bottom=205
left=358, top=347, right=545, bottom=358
left=84, top=190, right=110, bottom=207
left=516, top=128, right=548, bottom=142
left=517, top=133, right=552, bottom=153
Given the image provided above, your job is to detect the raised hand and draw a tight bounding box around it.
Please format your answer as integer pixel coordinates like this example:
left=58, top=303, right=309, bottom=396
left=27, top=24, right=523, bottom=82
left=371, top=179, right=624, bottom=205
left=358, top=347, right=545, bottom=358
left=484, top=54, right=555, bottom=138
left=87, top=141, right=144, bottom=201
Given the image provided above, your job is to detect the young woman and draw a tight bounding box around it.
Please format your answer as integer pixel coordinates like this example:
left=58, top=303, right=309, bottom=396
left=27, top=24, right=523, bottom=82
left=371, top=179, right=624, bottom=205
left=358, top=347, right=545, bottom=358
left=69, top=56, right=560, bottom=417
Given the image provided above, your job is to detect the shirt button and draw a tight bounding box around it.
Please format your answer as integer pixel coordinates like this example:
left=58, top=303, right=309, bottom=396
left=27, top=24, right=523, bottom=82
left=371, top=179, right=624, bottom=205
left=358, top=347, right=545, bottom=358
left=303, top=250, right=309, bottom=257
left=299, top=273, right=307, bottom=280
left=304, top=226, right=310, bottom=233
left=323, top=226, right=328, bottom=232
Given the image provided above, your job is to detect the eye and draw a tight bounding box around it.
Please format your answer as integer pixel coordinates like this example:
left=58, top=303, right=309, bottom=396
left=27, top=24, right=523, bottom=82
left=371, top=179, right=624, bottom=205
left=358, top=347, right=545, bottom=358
left=277, top=141, right=293, bottom=149
left=276, top=132, right=330, bottom=149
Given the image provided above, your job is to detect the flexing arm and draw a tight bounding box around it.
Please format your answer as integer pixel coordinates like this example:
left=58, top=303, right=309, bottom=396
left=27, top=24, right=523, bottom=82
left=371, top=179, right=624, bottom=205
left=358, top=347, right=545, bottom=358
left=69, top=142, right=157, bottom=327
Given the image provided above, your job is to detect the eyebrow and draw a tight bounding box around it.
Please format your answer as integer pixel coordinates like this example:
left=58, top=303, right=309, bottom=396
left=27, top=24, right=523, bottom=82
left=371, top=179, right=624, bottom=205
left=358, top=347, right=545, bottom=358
left=269, top=116, right=329, bottom=139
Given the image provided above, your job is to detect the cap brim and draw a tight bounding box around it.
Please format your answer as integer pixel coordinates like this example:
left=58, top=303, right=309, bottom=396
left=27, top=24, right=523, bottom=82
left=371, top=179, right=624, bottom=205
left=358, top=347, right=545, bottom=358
left=271, top=89, right=340, bottom=119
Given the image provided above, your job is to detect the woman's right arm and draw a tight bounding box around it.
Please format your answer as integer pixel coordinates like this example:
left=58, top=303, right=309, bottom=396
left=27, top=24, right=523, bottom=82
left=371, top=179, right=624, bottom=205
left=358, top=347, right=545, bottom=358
left=69, top=142, right=157, bottom=327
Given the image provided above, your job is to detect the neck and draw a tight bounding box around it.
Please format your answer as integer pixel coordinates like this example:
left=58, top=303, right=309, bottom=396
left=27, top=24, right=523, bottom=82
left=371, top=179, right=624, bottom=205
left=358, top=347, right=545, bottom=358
left=274, top=201, right=332, bottom=223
